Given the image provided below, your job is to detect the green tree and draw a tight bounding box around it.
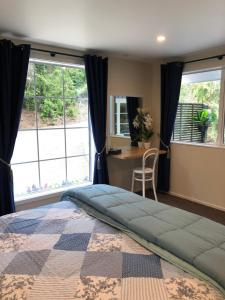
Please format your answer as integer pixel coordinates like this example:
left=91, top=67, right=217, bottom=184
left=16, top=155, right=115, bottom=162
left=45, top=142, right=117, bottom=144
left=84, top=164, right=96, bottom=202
left=23, top=62, right=87, bottom=125
left=179, top=80, right=220, bottom=142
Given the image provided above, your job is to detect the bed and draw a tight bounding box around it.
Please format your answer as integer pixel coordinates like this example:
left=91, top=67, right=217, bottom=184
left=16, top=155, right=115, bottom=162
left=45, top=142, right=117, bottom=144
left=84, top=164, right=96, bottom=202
left=0, top=189, right=224, bottom=299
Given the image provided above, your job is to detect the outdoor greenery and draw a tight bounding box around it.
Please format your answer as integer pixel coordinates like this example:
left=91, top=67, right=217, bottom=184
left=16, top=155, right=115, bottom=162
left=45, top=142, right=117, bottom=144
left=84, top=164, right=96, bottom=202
left=23, top=62, right=87, bottom=124
left=194, top=109, right=217, bottom=127
left=179, top=80, right=220, bottom=142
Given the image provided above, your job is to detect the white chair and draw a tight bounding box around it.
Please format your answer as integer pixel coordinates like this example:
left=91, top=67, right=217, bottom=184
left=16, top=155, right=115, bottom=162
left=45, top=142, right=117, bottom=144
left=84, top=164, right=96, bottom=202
left=131, top=148, right=159, bottom=201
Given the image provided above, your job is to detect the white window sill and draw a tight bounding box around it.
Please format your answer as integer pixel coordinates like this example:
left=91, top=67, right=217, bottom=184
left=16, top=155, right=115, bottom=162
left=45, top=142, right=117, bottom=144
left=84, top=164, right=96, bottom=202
left=15, top=182, right=92, bottom=205
left=171, top=141, right=225, bottom=150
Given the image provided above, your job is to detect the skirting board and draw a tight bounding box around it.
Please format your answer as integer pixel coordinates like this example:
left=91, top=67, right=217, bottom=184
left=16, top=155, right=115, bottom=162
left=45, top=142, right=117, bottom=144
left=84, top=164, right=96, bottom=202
left=16, top=194, right=58, bottom=211
left=169, top=191, right=225, bottom=213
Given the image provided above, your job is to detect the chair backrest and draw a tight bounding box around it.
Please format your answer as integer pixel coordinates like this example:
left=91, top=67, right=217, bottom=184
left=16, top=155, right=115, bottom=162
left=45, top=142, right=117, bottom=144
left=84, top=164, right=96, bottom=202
left=142, top=148, right=159, bottom=173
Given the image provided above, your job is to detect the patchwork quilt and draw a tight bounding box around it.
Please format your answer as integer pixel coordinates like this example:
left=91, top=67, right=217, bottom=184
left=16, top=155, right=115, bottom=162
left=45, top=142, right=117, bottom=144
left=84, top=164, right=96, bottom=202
left=0, top=200, right=224, bottom=300
left=61, top=184, right=225, bottom=297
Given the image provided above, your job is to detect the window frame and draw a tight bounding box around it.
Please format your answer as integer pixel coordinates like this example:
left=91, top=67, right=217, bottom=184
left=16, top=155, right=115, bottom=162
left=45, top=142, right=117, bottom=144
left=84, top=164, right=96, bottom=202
left=172, top=66, right=225, bottom=148
left=12, top=58, right=93, bottom=201
left=109, top=96, right=130, bottom=138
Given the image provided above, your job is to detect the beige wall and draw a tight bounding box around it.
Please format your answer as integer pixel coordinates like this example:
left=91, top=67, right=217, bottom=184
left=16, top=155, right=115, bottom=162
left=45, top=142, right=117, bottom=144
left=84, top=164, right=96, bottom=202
left=14, top=39, right=225, bottom=211
left=149, top=61, right=163, bottom=147
left=168, top=50, right=225, bottom=211
left=15, top=52, right=154, bottom=209
left=106, top=50, right=225, bottom=211
left=170, top=143, right=225, bottom=210
left=107, top=57, right=153, bottom=190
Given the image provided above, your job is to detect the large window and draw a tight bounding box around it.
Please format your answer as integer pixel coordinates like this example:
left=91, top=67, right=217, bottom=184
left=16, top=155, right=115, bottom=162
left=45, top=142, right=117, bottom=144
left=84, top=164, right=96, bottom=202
left=12, top=60, right=91, bottom=199
left=173, top=68, right=225, bottom=145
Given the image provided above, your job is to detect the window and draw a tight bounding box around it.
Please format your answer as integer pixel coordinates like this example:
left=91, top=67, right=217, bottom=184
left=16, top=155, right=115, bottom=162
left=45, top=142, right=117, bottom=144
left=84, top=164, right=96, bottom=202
left=12, top=59, right=91, bottom=199
left=110, top=96, right=130, bottom=136
left=173, top=68, right=225, bottom=145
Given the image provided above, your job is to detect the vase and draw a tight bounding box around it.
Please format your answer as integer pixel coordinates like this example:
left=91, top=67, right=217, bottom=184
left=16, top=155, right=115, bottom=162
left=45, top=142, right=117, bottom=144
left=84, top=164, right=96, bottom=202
left=144, top=141, right=151, bottom=149
left=138, top=141, right=143, bottom=148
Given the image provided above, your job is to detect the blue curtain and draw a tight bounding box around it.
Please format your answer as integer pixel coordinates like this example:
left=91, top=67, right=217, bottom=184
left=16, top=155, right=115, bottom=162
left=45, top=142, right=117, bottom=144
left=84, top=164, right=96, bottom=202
left=126, top=97, right=139, bottom=146
left=157, top=62, right=184, bottom=192
left=84, top=55, right=109, bottom=184
left=0, top=40, right=30, bottom=216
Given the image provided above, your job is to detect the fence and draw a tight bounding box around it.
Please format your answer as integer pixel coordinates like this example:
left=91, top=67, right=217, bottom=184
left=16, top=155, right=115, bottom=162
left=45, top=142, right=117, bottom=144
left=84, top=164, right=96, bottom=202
left=172, top=103, right=208, bottom=143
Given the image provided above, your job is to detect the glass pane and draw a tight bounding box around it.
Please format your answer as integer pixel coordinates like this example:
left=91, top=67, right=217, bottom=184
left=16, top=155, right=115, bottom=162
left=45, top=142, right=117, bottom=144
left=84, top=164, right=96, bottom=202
left=175, top=70, right=221, bottom=144
left=24, top=63, right=35, bottom=97
left=12, top=162, right=40, bottom=198
left=35, top=64, right=63, bottom=97
left=115, top=124, right=118, bottom=134
left=64, top=67, right=87, bottom=98
left=65, top=98, right=88, bottom=127
left=12, top=130, right=38, bottom=163
left=67, top=156, right=89, bottom=185
left=120, top=124, right=129, bottom=135
left=38, top=129, right=65, bottom=160
left=20, top=97, right=36, bottom=129
left=66, top=128, right=89, bottom=156
left=120, top=103, right=127, bottom=113
left=40, top=159, right=66, bottom=191
left=37, top=98, right=64, bottom=128
left=120, top=113, right=128, bottom=123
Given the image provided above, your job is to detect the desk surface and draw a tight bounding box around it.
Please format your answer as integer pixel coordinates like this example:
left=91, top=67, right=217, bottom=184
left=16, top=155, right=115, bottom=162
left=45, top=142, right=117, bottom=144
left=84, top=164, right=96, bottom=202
left=109, top=146, right=166, bottom=160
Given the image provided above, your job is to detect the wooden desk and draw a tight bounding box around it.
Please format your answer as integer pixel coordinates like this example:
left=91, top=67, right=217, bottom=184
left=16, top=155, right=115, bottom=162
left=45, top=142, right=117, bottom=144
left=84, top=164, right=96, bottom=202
left=109, top=146, right=166, bottom=160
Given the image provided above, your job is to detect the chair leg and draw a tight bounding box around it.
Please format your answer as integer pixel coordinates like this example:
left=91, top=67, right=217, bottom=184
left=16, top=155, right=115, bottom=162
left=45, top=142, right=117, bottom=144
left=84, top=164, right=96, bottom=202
left=131, top=171, right=135, bottom=192
left=142, top=174, right=145, bottom=198
left=152, top=177, right=158, bottom=202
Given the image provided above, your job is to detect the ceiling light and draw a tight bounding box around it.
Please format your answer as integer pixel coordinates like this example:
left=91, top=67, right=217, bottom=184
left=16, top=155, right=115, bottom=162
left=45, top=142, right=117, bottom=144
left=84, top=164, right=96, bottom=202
left=157, top=35, right=166, bottom=42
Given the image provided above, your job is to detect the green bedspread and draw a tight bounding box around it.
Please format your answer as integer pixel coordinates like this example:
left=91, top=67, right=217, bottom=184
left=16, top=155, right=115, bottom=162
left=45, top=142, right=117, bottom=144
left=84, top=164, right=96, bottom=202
left=61, top=184, right=225, bottom=296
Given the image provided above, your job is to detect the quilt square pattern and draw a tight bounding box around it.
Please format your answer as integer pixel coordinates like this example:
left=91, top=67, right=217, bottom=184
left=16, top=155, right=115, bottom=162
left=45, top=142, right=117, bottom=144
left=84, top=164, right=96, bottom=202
left=54, top=233, right=91, bottom=251
left=0, top=252, right=17, bottom=273
left=93, top=219, right=118, bottom=234
left=0, top=274, right=36, bottom=300
left=0, top=200, right=224, bottom=300
left=35, top=219, right=67, bottom=234
left=122, top=252, right=163, bottom=278
left=5, top=218, right=42, bottom=234
left=63, top=218, right=95, bottom=234
left=40, top=250, right=85, bottom=277
left=0, top=217, right=13, bottom=233
left=3, top=250, right=51, bottom=275
left=80, top=251, right=122, bottom=278
left=0, top=233, right=28, bottom=253
left=87, top=233, right=122, bottom=252
left=19, top=234, right=60, bottom=252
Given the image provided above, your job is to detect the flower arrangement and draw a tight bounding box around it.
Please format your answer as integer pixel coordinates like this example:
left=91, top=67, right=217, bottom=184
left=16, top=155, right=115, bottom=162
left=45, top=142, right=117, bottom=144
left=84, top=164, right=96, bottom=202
left=133, top=108, right=154, bottom=142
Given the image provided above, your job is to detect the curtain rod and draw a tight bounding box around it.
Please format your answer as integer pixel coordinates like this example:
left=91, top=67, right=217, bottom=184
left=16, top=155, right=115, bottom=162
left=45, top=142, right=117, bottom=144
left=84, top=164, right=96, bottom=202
left=31, top=47, right=84, bottom=59
left=184, top=53, right=225, bottom=64
left=31, top=47, right=225, bottom=64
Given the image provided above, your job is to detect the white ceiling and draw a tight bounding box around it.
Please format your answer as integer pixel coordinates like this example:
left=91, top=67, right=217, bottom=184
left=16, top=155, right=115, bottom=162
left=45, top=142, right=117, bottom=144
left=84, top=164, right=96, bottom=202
left=0, top=0, right=225, bottom=60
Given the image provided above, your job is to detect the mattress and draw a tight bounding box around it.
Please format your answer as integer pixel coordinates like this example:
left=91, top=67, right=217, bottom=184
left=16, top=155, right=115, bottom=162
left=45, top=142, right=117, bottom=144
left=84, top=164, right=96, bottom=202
left=0, top=199, right=224, bottom=299
left=61, top=184, right=225, bottom=298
